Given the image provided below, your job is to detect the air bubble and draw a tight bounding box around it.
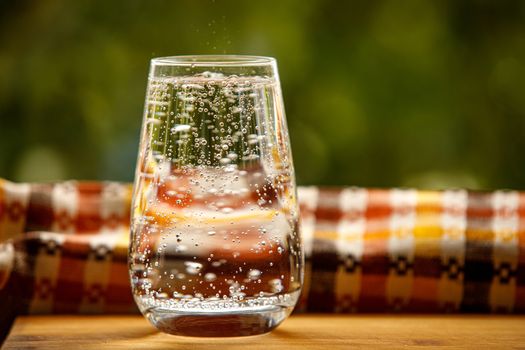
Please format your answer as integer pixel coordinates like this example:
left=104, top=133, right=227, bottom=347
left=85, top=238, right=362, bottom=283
left=269, top=278, right=284, bottom=293
left=204, top=273, right=217, bottom=282
left=171, top=124, right=191, bottom=133
left=185, top=261, right=203, bottom=275
left=248, top=269, right=262, bottom=280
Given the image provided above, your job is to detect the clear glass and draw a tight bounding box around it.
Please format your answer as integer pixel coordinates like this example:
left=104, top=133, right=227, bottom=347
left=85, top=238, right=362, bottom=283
left=129, top=55, right=303, bottom=337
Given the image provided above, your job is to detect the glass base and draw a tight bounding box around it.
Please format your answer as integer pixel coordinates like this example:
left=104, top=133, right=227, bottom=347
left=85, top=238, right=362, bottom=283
left=145, top=305, right=292, bottom=337
left=139, top=291, right=300, bottom=337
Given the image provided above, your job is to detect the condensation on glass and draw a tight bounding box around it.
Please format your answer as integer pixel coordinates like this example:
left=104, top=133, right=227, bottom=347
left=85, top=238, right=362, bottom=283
left=129, top=55, right=303, bottom=337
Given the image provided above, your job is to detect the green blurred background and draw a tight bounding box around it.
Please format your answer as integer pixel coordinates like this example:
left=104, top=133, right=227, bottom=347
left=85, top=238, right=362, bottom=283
left=1, top=0, right=524, bottom=189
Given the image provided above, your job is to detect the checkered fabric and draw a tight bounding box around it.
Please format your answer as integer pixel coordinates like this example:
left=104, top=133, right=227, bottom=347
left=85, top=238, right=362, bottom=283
left=0, top=179, right=524, bottom=316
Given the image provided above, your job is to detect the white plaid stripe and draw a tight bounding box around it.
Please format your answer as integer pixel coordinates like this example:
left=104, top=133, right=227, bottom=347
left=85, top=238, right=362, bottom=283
left=51, top=181, right=78, bottom=233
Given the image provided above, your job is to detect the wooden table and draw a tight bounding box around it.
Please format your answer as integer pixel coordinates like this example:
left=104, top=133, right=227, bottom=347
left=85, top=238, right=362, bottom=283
left=3, top=315, right=525, bottom=349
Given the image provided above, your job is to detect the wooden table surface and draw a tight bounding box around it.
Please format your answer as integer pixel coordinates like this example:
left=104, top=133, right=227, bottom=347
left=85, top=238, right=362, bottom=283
left=3, top=315, right=525, bottom=349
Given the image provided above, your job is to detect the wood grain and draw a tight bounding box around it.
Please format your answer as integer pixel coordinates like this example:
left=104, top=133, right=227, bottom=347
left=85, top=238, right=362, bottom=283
left=3, top=315, right=525, bottom=349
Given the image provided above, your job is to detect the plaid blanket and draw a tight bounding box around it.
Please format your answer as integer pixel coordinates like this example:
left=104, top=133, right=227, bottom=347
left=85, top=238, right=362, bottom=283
left=1, top=179, right=524, bottom=321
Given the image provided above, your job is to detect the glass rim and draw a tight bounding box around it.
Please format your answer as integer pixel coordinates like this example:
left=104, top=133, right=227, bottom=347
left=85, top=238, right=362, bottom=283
left=151, top=55, right=276, bottom=67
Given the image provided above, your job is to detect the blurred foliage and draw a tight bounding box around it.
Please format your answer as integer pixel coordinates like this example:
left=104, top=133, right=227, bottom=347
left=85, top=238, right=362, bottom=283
left=1, top=0, right=524, bottom=189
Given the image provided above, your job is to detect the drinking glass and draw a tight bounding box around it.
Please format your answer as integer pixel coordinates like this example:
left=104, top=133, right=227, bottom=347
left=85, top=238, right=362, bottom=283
left=129, top=55, right=302, bottom=337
